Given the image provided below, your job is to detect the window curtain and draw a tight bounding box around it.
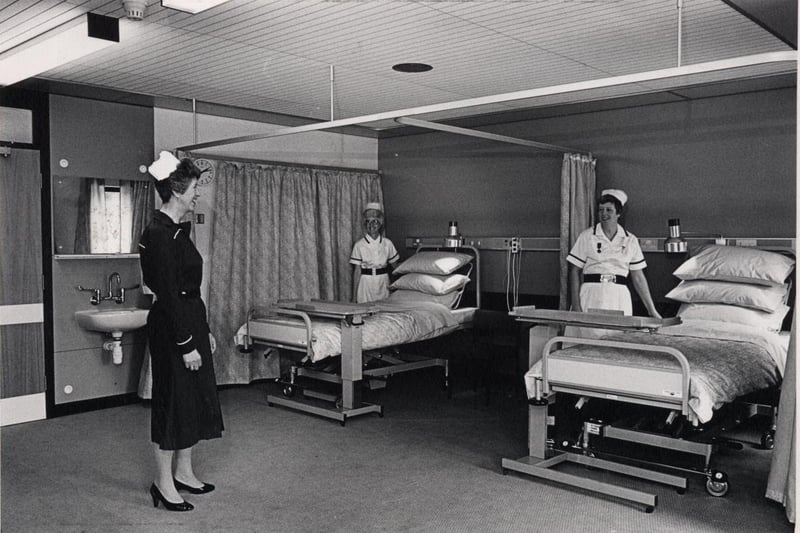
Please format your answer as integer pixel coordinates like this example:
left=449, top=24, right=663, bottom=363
left=207, top=161, right=383, bottom=385
left=766, top=314, right=796, bottom=523
left=558, top=153, right=596, bottom=310
left=73, top=178, right=152, bottom=253
left=128, top=180, right=153, bottom=252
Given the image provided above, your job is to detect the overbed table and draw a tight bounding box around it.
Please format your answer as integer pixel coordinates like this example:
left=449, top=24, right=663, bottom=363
left=501, top=307, right=685, bottom=512
left=264, top=300, right=384, bottom=425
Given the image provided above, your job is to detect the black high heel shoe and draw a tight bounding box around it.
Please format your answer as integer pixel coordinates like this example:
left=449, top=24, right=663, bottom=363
left=174, top=477, right=215, bottom=494
left=150, top=483, right=194, bottom=511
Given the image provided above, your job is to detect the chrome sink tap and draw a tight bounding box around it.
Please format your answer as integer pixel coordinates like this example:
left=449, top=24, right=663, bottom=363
left=78, top=273, right=140, bottom=305
left=107, top=272, right=122, bottom=302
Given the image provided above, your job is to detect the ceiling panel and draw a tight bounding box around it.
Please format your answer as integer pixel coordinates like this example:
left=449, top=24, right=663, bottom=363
left=0, top=0, right=795, bottom=131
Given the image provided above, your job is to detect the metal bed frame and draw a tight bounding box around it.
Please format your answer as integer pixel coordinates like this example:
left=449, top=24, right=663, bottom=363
left=500, top=308, right=781, bottom=512
left=239, top=245, right=481, bottom=425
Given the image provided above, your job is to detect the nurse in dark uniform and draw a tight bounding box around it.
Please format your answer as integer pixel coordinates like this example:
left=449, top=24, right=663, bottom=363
left=139, top=152, right=223, bottom=512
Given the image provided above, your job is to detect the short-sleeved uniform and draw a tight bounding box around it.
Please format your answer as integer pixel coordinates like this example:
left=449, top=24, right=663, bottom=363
left=350, top=234, right=399, bottom=303
left=139, top=211, right=223, bottom=450
left=567, top=223, right=647, bottom=315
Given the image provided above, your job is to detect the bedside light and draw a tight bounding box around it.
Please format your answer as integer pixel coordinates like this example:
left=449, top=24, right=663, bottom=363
left=664, top=218, right=688, bottom=254
left=444, top=221, right=463, bottom=248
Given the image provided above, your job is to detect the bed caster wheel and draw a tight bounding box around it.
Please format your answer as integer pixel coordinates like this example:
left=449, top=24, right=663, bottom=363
left=644, top=506, right=654, bottom=514
left=340, top=416, right=347, bottom=427
left=282, top=385, right=295, bottom=398
left=761, top=430, right=775, bottom=450
left=706, top=471, right=729, bottom=497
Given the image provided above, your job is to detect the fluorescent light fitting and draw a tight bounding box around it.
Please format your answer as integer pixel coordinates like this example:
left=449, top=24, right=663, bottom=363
left=0, top=13, right=119, bottom=87
left=161, top=0, right=232, bottom=14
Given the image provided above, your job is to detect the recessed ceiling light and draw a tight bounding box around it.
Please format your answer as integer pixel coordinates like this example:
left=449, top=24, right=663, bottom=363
left=162, top=0, right=232, bottom=14
left=392, top=63, right=433, bottom=73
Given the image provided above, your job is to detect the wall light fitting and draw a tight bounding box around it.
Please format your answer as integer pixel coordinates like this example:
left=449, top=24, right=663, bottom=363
left=161, top=0, right=233, bottom=14
left=0, top=13, right=119, bottom=87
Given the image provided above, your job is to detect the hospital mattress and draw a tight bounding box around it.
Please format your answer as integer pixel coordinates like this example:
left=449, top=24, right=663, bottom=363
left=238, top=300, right=476, bottom=363
left=525, top=319, right=788, bottom=424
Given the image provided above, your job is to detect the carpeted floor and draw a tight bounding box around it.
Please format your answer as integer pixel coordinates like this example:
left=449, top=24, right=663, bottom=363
left=1, top=371, right=793, bottom=533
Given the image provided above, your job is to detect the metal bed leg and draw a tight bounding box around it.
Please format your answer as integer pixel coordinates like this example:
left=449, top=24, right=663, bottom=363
left=501, top=395, right=688, bottom=512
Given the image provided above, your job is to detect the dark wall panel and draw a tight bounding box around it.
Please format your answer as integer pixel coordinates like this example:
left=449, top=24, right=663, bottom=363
left=379, top=89, right=796, bottom=302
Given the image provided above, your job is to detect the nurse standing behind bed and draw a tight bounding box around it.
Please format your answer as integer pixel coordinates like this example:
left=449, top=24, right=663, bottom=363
left=567, top=189, right=661, bottom=336
left=350, top=202, right=400, bottom=303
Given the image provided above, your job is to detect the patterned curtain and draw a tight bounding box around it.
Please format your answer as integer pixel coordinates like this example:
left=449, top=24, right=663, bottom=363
left=558, top=153, right=596, bottom=310
left=207, top=161, right=383, bottom=385
left=766, top=314, right=796, bottom=523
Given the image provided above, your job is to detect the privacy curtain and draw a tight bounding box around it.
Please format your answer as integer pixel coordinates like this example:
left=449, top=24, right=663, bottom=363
left=558, top=153, right=596, bottom=310
left=207, top=161, right=383, bottom=385
left=766, top=314, right=796, bottom=523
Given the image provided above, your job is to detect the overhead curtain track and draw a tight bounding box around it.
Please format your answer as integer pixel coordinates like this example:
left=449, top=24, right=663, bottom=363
left=176, top=51, right=797, bottom=153
left=394, top=117, right=579, bottom=153
left=179, top=151, right=378, bottom=174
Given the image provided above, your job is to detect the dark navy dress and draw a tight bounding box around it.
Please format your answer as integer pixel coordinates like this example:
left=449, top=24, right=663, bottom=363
left=139, top=211, right=223, bottom=450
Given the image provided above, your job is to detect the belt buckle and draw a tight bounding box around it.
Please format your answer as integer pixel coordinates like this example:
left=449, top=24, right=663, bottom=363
left=600, top=274, right=615, bottom=283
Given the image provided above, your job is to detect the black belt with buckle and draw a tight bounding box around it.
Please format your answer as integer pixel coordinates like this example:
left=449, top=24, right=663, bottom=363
left=583, top=274, right=627, bottom=285
left=361, top=266, right=388, bottom=276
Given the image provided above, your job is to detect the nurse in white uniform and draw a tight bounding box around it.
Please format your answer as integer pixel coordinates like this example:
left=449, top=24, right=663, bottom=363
left=350, top=202, right=400, bottom=303
left=566, top=189, right=660, bottom=336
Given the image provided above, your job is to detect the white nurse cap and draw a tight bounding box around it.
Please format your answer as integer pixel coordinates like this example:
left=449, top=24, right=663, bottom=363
left=364, top=202, right=384, bottom=214
left=148, top=151, right=180, bottom=181
left=601, top=188, right=628, bottom=206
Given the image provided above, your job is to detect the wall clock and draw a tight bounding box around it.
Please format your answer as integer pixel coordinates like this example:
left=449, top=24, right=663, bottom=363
left=194, top=158, right=215, bottom=185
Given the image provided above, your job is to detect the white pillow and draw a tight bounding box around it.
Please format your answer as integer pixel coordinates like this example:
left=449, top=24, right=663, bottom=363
left=390, top=273, right=469, bottom=295
left=387, top=289, right=459, bottom=308
left=673, top=245, right=794, bottom=287
left=666, top=280, right=789, bottom=312
left=393, top=251, right=473, bottom=276
left=678, top=303, right=790, bottom=332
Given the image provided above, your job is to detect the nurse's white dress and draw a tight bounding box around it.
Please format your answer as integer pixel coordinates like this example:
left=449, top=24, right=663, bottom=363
left=565, top=223, right=647, bottom=338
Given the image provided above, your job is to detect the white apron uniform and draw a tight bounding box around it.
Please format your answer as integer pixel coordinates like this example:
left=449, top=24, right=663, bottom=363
left=565, top=224, right=646, bottom=339
left=350, top=234, right=399, bottom=303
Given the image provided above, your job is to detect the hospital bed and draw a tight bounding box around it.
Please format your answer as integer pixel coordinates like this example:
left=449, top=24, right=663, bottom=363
left=501, top=246, right=793, bottom=512
left=236, top=245, right=481, bottom=425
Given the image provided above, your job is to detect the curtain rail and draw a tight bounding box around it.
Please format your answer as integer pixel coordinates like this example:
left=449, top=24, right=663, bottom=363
left=179, top=150, right=380, bottom=175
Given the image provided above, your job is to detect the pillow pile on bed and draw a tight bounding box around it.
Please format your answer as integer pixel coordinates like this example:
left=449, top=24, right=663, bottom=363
left=666, top=245, right=794, bottom=332
left=388, top=251, right=472, bottom=308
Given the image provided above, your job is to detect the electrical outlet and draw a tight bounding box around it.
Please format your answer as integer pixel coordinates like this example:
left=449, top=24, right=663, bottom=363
left=510, top=237, right=520, bottom=254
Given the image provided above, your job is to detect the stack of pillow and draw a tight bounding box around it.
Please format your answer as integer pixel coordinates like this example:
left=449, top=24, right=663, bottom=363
left=666, top=245, right=795, bottom=332
left=387, top=251, right=473, bottom=308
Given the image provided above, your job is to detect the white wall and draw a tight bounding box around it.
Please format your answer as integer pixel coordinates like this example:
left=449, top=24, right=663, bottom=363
left=153, top=108, right=379, bottom=299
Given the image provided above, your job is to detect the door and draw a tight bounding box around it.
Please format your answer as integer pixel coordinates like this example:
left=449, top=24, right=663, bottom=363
left=0, top=147, right=46, bottom=425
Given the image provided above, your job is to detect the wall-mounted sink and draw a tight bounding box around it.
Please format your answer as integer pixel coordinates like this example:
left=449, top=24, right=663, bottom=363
left=75, top=308, right=148, bottom=335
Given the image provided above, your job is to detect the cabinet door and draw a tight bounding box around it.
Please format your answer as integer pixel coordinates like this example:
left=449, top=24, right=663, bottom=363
left=0, top=148, right=45, bottom=398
